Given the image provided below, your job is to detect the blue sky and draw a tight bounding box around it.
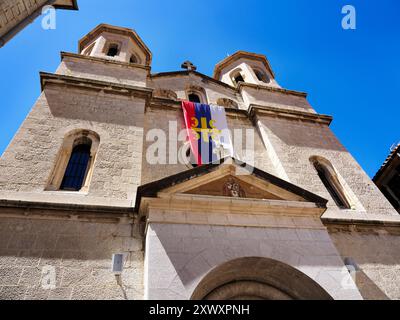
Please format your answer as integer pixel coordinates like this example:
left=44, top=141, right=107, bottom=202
left=0, top=0, right=399, bottom=177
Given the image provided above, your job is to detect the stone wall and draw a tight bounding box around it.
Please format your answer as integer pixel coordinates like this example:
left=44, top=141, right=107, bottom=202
left=0, top=0, right=47, bottom=39
left=328, top=225, right=400, bottom=300
left=145, top=222, right=362, bottom=300
left=0, top=84, right=145, bottom=206
left=0, top=215, right=143, bottom=300
left=140, top=104, right=277, bottom=184
left=149, top=74, right=244, bottom=109
left=56, top=55, right=149, bottom=88
left=256, top=114, right=398, bottom=216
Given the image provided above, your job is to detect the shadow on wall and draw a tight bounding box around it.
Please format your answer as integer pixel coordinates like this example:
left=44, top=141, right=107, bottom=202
left=261, top=118, right=347, bottom=152
left=355, top=271, right=389, bottom=300
left=149, top=224, right=346, bottom=300
left=44, top=87, right=145, bottom=127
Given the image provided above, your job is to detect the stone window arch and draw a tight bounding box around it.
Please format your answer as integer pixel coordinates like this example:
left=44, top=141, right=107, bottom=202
left=105, top=42, right=120, bottom=57
left=46, top=130, right=100, bottom=193
left=253, top=68, right=270, bottom=83
left=188, top=93, right=201, bottom=103
left=230, top=69, right=245, bottom=86
left=310, top=156, right=352, bottom=209
left=186, top=85, right=208, bottom=104
left=82, top=42, right=96, bottom=56
left=216, top=98, right=238, bottom=109
left=153, top=88, right=178, bottom=100
left=129, top=52, right=141, bottom=64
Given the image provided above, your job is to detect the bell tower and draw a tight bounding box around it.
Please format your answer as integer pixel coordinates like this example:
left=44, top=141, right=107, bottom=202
left=213, top=51, right=280, bottom=88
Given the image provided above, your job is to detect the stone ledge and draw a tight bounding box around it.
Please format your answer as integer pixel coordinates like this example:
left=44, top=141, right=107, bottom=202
left=151, top=70, right=237, bottom=91
left=148, top=98, right=248, bottom=118
left=249, top=104, right=333, bottom=125
left=53, top=0, right=79, bottom=10
left=147, top=98, right=331, bottom=124
left=0, top=191, right=134, bottom=209
left=60, top=52, right=151, bottom=71
left=40, top=72, right=153, bottom=99
left=239, top=82, right=308, bottom=98
left=321, top=210, right=400, bottom=228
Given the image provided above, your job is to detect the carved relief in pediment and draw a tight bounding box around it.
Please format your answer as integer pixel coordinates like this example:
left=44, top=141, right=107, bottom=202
left=184, top=175, right=283, bottom=201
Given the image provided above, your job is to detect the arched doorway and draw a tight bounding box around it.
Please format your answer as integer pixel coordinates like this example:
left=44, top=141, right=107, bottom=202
left=191, top=257, right=333, bottom=300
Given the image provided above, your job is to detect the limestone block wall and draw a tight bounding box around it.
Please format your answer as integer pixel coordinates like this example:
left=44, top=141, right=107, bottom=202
left=328, top=226, right=400, bottom=300
left=56, top=55, right=149, bottom=88
left=241, top=87, right=315, bottom=113
left=145, top=222, right=362, bottom=300
left=140, top=105, right=278, bottom=184
left=0, top=0, right=47, bottom=38
left=0, top=85, right=145, bottom=206
left=149, top=74, right=245, bottom=109
left=0, top=215, right=143, bottom=300
left=257, top=114, right=397, bottom=215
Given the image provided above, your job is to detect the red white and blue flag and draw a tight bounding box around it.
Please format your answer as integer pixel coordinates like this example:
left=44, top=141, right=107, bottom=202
left=182, top=101, right=233, bottom=165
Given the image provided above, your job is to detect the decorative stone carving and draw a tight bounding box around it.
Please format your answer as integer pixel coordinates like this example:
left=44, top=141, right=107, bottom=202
left=216, top=98, right=238, bottom=109
left=223, top=178, right=246, bottom=198
left=153, top=88, right=178, bottom=100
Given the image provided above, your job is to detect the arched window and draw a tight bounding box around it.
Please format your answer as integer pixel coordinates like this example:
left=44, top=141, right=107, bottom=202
left=188, top=93, right=201, bottom=103
left=230, top=69, right=245, bottom=87
left=129, top=53, right=141, bottom=64
left=106, top=43, right=119, bottom=57
left=186, top=86, right=207, bottom=104
left=46, top=130, right=100, bottom=193
left=82, top=42, right=96, bottom=56
left=60, top=141, right=91, bottom=191
left=311, top=157, right=351, bottom=209
left=233, top=73, right=244, bottom=85
left=130, top=55, right=137, bottom=63
left=254, top=69, right=270, bottom=83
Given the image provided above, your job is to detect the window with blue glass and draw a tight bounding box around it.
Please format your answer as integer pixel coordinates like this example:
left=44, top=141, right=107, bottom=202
left=60, top=143, right=91, bottom=191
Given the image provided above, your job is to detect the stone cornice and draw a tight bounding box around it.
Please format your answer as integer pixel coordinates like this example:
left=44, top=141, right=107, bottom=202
left=151, top=70, right=310, bottom=100
left=321, top=209, right=400, bottom=229
left=143, top=193, right=325, bottom=216
left=238, top=82, right=308, bottom=98
left=151, top=70, right=238, bottom=92
left=40, top=72, right=153, bottom=99
left=147, top=98, right=331, bottom=124
left=0, top=198, right=134, bottom=222
left=322, top=216, right=400, bottom=229
left=39, top=73, right=332, bottom=125
left=61, top=52, right=151, bottom=71
left=249, top=104, right=333, bottom=125
left=147, top=97, right=248, bottom=118
left=53, top=0, right=79, bottom=10
left=141, top=194, right=327, bottom=230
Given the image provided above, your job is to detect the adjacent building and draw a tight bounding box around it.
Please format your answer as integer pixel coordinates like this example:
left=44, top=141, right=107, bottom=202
left=0, top=0, right=78, bottom=47
left=374, top=144, right=400, bottom=213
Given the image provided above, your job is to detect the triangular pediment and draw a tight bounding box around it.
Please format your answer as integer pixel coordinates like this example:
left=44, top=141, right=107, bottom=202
left=184, top=175, right=284, bottom=200
left=135, top=158, right=327, bottom=209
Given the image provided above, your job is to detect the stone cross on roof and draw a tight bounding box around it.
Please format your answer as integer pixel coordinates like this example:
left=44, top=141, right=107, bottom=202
left=181, top=60, right=197, bottom=71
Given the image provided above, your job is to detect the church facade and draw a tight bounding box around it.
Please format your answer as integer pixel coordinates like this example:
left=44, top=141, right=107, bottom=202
left=0, top=24, right=399, bottom=300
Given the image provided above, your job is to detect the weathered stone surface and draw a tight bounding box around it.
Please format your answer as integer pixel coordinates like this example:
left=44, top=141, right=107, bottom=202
left=0, top=217, right=143, bottom=300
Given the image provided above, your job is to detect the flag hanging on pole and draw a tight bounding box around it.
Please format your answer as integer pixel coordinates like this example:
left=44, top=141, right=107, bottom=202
left=182, top=101, right=233, bottom=166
